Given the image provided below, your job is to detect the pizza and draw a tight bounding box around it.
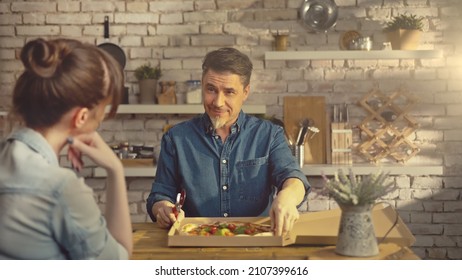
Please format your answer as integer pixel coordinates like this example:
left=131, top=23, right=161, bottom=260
left=179, top=221, right=273, bottom=237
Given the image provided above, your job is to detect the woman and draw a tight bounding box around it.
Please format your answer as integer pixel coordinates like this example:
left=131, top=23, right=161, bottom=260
left=0, top=38, right=132, bottom=259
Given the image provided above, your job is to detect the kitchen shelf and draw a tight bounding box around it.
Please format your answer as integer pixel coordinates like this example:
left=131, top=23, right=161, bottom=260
left=93, top=164, right=443, bottom=177
left=108, top=104, right=266, bottom=115
left=265, top=50, right=444, bottom=61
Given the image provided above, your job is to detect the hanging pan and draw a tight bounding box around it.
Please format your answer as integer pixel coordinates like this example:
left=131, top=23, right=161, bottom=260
left=98, top=16, right=126, bottom=69
left=300, top=0, right=338, bottom=33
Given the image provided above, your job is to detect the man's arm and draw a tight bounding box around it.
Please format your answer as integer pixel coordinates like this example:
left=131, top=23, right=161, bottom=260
left=270, top=177, right=306, bottom=236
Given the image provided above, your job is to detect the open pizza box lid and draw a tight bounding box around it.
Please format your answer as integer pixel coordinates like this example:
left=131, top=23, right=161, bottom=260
left=167, top=203, right=415, bottom=247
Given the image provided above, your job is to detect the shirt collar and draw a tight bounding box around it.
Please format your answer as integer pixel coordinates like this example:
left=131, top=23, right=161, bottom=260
left=8, top=127, right=60, bottom=166
left=201, top=110, right=245, bottom=136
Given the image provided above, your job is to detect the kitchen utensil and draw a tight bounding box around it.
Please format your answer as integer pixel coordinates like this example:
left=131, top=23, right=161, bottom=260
left=98, top=16, right=126, bottom=69
left=331, top=103, right=353, bottom=165
left=308, top=126, right=320, bottom=139
left=300, top=0, right=338, bottom=33
left=296, top=118, right=309, bottom=146
left=172, top=189, right=186, bottom=218
left=284, top=96, right=327, bottom=164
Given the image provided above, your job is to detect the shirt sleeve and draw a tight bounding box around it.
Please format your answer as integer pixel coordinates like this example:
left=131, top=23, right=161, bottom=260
left=51, top=174, right=128, bottom=260
left=146, top=132, right=178, bottom=222
left=269, top=125, right=311, bottom=206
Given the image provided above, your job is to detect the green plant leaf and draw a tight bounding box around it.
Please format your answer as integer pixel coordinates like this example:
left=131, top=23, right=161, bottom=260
left=134, top=63, right=162, bottom=80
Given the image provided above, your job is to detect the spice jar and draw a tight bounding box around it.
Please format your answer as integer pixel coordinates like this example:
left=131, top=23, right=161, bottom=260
left=120, top=141, right=129, bottom=159
left=131, top=142, right=144, bottom=155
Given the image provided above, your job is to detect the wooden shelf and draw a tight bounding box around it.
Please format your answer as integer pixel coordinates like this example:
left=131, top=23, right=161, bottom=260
left=108, top=104, right=266, bottom=115
left=93, top=164, right=443, bottom=177
left=265, top=50, right=444, bottom=60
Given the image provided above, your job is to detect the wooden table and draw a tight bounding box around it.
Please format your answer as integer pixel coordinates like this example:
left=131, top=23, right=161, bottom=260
left=131, top=223, right=420, bottom=260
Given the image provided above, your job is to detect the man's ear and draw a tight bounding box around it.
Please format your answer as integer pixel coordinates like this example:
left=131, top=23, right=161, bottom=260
left=243, top=84, right=250, bottom=101
left=73, top=107, right=89, bottom=129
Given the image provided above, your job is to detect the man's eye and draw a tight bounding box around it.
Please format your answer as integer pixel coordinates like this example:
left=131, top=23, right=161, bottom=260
left=206, top=86, right=216, bottom=93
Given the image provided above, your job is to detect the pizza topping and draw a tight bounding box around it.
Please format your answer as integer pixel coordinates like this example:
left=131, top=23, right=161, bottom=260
left=180, top=222, right=272, bottom=236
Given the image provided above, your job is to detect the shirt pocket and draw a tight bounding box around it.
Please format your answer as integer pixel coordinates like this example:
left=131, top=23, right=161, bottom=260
left=236, top=156, right=270, bottom=202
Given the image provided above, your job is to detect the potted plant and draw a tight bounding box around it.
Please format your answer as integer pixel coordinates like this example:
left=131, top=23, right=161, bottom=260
left=134, top=63, right=161, bottom=104
left=321, top=168, right=395, bottom=257
left=383, top=13, right=424, bottom=50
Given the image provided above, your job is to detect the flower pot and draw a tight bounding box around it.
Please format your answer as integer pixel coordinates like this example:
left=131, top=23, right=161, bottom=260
left=139, top=79, right=158, bottom=104
left=386, top=29, right=421, bottom=50
left=335, top=204, right=379, bottom=257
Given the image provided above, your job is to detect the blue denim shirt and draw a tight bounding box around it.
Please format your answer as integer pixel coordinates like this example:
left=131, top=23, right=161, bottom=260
left=146, top=111, right=310, bottom=221
left=0, top=128, right=128, bottom=260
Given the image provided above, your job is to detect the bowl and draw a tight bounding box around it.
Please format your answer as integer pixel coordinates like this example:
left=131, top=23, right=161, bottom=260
left=300, top=0, right=338, bottom=33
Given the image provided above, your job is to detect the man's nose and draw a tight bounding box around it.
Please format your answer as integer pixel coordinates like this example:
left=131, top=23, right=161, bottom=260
left=213, top=92, right=225, bottom=107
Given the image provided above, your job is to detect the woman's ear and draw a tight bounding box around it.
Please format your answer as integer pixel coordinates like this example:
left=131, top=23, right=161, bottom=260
left=73, top=107, right=89, bottom=129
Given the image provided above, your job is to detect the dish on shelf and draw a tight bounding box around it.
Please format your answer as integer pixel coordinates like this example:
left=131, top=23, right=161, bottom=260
left=340, top=30, right=362, bottom=50
left=300, top=0, right=338, bottom=33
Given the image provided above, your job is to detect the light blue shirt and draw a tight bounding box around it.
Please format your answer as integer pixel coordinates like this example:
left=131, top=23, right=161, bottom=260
left=0, top=128, right=127, bottom=260
left=146, top=111, right=310, bottom=221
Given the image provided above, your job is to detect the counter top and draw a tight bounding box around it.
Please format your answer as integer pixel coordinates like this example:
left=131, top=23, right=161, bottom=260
left=131, top=223, right=419, bottom=260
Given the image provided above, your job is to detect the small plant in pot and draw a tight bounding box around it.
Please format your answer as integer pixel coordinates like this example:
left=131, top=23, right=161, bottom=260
left=135, top=63, right=161, bottom=104
left=321, top=169, right=396, bottom=257
left=383, top=13, right=424, bottom=50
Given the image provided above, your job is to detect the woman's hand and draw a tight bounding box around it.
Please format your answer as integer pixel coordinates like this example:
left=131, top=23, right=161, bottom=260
left=67, top=132, right=121, bottom=173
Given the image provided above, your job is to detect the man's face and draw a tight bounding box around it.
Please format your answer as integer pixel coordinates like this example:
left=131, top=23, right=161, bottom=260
left=202, top=69, right=249, bottom=130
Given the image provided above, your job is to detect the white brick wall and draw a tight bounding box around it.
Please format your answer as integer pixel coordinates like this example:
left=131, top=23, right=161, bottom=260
left=1, top=0, right=461, bottom=260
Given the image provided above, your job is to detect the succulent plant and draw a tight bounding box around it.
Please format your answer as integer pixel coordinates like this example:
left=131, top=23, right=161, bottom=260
left=134, top=63, right=161, bottom=80
left=384, top=13, right=424, bottom=32
left=322, top=169, right=395, bottom=206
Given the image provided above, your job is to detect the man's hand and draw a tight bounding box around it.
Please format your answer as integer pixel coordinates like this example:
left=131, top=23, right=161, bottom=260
left=152, top=200, right=185, bottom=229
left=270, top=178, right=306, bottom=236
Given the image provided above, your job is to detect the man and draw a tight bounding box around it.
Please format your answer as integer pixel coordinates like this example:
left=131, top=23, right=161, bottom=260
left=146, top=47, right=310, bottom=236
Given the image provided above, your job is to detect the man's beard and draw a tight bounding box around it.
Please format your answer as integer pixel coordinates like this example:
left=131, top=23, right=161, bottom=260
left=211, top=116, right=227, bottom=129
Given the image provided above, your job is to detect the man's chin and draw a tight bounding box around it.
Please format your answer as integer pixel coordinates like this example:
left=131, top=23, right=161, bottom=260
left=211, top=117, right=227, bottom=130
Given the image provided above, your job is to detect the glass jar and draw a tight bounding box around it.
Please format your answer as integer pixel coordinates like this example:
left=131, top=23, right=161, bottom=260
left=131, top=142, right=144, bottom=155
left=185, top=80, right=202, bottom=104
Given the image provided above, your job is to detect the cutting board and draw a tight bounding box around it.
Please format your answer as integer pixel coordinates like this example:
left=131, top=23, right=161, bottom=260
left=283, top=96, right=327, bottom=164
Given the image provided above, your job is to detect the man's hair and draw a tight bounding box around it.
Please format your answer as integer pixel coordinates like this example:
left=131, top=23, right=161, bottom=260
left=202, top=47, right=253, bottom=87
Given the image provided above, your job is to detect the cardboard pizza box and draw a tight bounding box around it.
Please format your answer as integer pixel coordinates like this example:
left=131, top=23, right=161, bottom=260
left=287, top=203, right=415, bottom=247
left=167, top=203, right=415, bottom=247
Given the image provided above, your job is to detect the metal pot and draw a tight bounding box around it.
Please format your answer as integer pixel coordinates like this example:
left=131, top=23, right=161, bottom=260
left=349, top=36, right=373, bottom=51
left=300, top=0, right=338, bottom=33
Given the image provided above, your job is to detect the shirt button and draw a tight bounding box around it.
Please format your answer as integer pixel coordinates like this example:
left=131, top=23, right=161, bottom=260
left=214, top=135, right=219, bottom=139
left=222, top=159, right=227, bottom=164
left=223, top=213, right=228, bottom=217
left=222, top=185, right=228, bottom=191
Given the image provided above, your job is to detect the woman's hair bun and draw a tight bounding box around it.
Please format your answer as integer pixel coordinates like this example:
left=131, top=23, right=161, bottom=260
left=20, top=38, right=64, bottom=78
